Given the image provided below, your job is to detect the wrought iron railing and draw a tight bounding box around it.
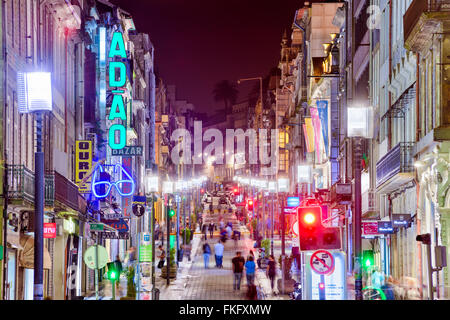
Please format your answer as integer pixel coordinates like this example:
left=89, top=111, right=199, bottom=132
left=7, top=165, right=54, bottom=206
left=53, top=171, right=80, bottom=212
left=376, top=142, right=415, bottom=187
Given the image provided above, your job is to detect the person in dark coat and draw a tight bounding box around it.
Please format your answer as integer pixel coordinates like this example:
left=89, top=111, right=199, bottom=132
left=209, top=222, right=215, bottom=239
left=202, top=223, right=208, bottom=240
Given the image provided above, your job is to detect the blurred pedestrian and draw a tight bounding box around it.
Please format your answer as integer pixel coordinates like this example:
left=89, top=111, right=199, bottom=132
left=157, top=245, right=166, bottom=268
left=245, top=255, right=256, bottom=286
left=381, top=276, right=395, bottom=300
left=232, top=251, right=245, bottom=290
left=202, top=240, right=211, bottom=268
left=266, top=255, right=277, bottom=292
left=209, top=222, right=215, bottom=239
left=214, top=240, right=224, bottom=268
left=202, top=222, right=208, bottom=240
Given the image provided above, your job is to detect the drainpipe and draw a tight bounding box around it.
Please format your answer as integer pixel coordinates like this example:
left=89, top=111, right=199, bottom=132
left=64, top=28, right=68, bottom=153
left=416, top=53, right=420, bottom=141
left=388, top=0, right=392, bottom=149
left=293, top=10, right=307, bottom=107
left=2, top=0, right=9, bottom=300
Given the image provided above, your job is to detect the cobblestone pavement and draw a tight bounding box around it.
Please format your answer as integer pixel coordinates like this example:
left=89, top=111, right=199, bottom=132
left=181, top=232, right=254, bottom=300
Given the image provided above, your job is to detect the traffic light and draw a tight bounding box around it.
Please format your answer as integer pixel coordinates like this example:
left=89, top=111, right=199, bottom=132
left=362, top=250, right=374, bottom=270
left=296, top=205, right=341, bottom=251
left=200, top=188, right=204, bottom=194
left=247, top=198, right=254, bottom=211
left=107, top=262, right=119, bottom=281
left=233, top=187, right=240, bottom=195
left=169, top=208, right=176, bottom=218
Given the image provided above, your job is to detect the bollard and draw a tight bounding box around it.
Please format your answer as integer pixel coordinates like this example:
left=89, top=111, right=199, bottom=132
left=153, top=288, right=160, bottom=300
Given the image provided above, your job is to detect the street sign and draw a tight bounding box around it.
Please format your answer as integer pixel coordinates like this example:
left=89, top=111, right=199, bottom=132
left=100, top=232, right=129, bottom=239
left=392, top=214, right=411, bottom=228
left=102, top=219, right=129, bottom=232
left=133, top=195, right=146, bottom=205
left=83, top=245, right=108, bottom=270
left=89, top=223, right=104, bottom=231
left=111, top=145, right=143, bottom=156
left=44, top=223, right=57, bottom=238
left=104, top=214, right=124, bottom=219
left=377, top=221, right=394, bottom=234
left=139, top=245, right=152, bottom=262
left=286, top=196, right=300, bottom=208
left=310, top=250, right=335, bottom=275
left=292, top=220, right=299, bottom=237
left=362, top=221, right=379, bottom=236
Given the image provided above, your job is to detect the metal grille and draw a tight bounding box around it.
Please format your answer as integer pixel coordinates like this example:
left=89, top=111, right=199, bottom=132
left=376, top=142, right=415, bottom=187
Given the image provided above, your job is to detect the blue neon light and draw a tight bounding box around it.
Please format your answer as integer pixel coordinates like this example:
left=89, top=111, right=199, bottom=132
left=91, top=163, right=135, bottom=199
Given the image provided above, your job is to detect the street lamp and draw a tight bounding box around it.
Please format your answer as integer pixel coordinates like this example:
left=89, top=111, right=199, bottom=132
left=162, top=181, right=174, bottom=285
left=347, top=105, right=373, bottom=300
left=145, top=174, right=159, bottom=300
left=277, top=177, right=289, bottom=296
left=17, top=71, right=52, bottom=300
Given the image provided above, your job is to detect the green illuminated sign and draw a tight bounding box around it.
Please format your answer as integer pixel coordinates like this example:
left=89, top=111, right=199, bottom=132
left=139, top=245, right=152, bottom=262
left=107, top=32, right=128, bottom=150
left=170, top=235, right=176, bottom=249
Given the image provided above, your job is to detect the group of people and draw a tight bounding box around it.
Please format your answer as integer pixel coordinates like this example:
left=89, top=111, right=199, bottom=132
left=202, top=239, right=224, bottom=268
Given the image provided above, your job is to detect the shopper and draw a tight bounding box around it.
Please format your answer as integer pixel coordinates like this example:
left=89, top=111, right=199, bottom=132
left=266, top=255, right=277, bottom=292
left=209, top=222, right=215, bottom=239
left=232, top=251, right=245, bottom=290
left=203, top=241, right=211, bottom=269
left=245, top=255, right=256, bottom=286
left=214, top=240, right=224, bottom=268
left=157, top=245, right=166, bottom=268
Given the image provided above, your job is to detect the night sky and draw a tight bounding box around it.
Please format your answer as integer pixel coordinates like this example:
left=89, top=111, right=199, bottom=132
left=109, top=0, right=305, bottom=114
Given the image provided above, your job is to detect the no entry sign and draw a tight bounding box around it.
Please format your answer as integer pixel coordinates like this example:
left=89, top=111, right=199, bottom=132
left=310, top=250, right=335, bottom=275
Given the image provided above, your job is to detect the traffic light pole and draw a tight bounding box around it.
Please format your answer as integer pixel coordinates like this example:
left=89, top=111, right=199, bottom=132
left=112, top=279, right=115, bottom=300
left=150, top=193, right=157, bottom=300
left=354, top=137, right=363, bottom=300
left=271, top=192, right=274, bottom=256
left=281, top=193, right=285, bottom=296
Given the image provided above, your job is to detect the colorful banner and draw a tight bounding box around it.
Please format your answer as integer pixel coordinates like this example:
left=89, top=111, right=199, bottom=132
left=303, top=118, right=315, bottom=153
left=316, top=100, right=329, bottom=157
left=310, top=107, right=322, bottom=163
left=75, top=141, right=92, bottom=193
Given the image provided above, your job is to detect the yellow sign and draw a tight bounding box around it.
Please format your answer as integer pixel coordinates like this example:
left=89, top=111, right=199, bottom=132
left=75, top=140, right=92, bottom=193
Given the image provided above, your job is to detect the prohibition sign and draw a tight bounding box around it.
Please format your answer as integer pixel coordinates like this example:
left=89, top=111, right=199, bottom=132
left=310, top=250, right=334, bottom=275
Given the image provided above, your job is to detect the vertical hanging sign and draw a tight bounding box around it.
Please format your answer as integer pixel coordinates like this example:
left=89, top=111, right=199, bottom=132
left=75, top=141, right=93, bottom=193
left=108, top=32, right=128, bottom=150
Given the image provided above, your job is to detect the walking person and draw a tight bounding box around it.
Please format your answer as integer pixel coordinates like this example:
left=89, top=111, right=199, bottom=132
left=202, top=223, right=208, bottom=241
left=202, top=240, right=211, bottom=268
left=157, top=245, right=166, bottom=269
left=245, top=255, right=256, bottom=287
left=214, top=240, right=224, bottom=268
left=231, top=251, right=245, bottom=290
left=209, top=222, right=215, bottom=239
left=266, top=255, right=277, bottom=293
left=114, top=255, right=123, bottom=290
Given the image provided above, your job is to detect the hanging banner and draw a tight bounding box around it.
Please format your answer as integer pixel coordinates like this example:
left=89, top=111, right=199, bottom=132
left=303, top=118, right=315, bottom=153
left=316, top=100, right=329, bottom=157
left=310, top=107, right=322, bottom=163
left=122, top=157, right=133, bottom=217
left=75, top=141, right=92, bottom=193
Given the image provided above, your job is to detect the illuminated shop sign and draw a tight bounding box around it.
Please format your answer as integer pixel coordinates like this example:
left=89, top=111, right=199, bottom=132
left=108, top=32, right=128, bottom=150
left=91, top=163, right=135, bottom=199
left=75, top=140, right=92, bottom=193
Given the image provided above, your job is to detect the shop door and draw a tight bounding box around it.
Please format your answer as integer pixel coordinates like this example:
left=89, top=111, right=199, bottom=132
left=6, top=249, right=17, bottom=300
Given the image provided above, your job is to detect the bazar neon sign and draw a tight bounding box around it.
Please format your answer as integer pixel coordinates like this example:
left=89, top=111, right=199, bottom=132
left=108, top=32, right=128, bottom=150
left=91, top=163, right=135, bottom=199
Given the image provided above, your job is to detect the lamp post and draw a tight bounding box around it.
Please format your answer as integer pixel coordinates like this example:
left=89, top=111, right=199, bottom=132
left=146, top=174, right=159, bottom=299
left=163, top=181, right=174, bottom=285
left=17, top=72, right=53, bottom=300
left=268, top=181, right=276, bottom=256
left=278, top=177, right=289, bottom=296
left=347, top=106, right=373, bottom=300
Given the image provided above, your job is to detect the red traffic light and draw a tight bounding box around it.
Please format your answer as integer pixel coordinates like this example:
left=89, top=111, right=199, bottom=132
left=297, top=206, right=321, bottom=228
left=247, top=198, right=254, bottom=210
left=200, top=188, right=204, bottom=193
left=303, top=212, right=316, bottom=225
left=319, top=283, right=325, bottom=290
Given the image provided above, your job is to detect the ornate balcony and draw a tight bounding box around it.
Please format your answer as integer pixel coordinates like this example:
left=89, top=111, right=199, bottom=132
left=7, top=165, right=54, bottom=207
left=362, top=190, right=377, bottom=218
left=376, top=142, right=415, bottom=193
left=404, top=0, right=450, bottom=52
left=52, top=171, right=86, bottom=213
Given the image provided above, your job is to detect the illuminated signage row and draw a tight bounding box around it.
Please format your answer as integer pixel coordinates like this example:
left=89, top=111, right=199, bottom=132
left=108, top=32, right=128, bottom=150
left=75, top=140, right=93, bottom=193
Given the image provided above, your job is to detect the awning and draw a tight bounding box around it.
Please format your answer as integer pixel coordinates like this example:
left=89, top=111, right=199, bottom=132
left=18, top=235, right=52, bottom=270
left=7, top=233, right=23, bottom=250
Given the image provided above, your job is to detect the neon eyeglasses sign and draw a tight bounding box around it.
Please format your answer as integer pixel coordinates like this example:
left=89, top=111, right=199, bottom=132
left=108, top=32, right=128, bottom=150
left=91, top=163, right=135, bottom=199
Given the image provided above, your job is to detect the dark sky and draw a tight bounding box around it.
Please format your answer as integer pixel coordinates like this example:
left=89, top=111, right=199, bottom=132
left=109, top=0, right=304, bottom=114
